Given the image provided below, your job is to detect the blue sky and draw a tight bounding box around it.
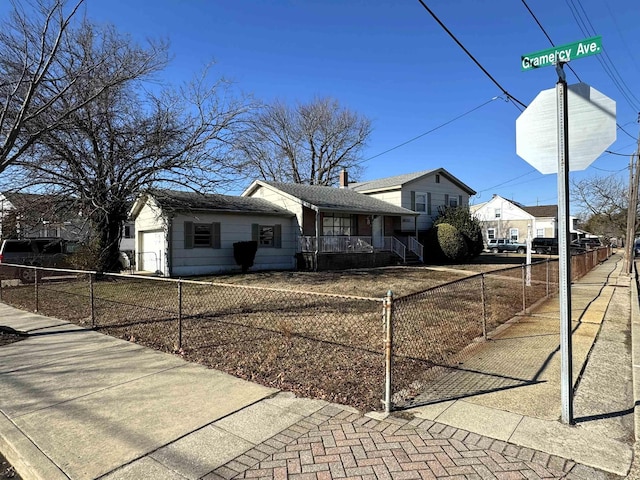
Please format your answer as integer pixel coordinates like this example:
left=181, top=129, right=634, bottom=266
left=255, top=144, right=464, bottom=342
left=7, top=1, right=640, bottom=213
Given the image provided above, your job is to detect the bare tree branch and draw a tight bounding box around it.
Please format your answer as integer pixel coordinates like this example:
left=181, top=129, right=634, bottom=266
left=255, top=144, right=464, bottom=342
left=234, top=97, right=371, bottom=186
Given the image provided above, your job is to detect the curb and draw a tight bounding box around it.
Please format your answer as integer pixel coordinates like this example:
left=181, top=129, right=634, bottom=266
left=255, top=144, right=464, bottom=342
left=631, top=263, right=640, bottom=443
left=0, top=411, right=68, bottom=480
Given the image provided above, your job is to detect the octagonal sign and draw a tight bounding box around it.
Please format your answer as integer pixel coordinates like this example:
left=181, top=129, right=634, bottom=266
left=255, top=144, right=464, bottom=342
left=516, top=83, right=616, bottom=174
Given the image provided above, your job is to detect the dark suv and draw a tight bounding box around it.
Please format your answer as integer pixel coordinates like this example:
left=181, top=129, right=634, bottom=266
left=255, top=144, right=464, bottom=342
left=0, top=238, right=76, bottom=282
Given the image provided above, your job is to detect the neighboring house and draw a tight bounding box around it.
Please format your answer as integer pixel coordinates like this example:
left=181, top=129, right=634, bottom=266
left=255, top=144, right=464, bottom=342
left=0, top=192, right=88, bottom=241
left=129, top=189, right=297, bottom=276
left=472, top=194, right=583, bottom=244
left=347, top=168, right=476, bottom=235
left=243, top=180, right=420, bottom=270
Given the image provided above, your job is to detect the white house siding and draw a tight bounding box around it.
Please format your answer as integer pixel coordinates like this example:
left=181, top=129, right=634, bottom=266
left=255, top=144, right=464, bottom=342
left=134, top=199, right=168, bottom=274
left=247, top=186, right=304, bottom=234
left=170, top=212, right=296, bottom=277
left=473, top=196, right=535, bottom=242
left=405, top=175, right=470, bottom=231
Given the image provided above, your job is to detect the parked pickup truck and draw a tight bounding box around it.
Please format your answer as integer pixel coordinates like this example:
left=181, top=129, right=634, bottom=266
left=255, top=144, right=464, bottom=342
left=486, top=238, right=527, bottom=254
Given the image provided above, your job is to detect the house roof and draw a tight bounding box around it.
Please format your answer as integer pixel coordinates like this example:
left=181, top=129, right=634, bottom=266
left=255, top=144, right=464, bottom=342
left=0, top=192, right=79, bottom=222
left=348, top=168, right=476, bottom=195
left=130, top=189, right=295, bottom=218
left=244, top=181, right=418, bottom=216
left=521, top=205, right=557, bottom=218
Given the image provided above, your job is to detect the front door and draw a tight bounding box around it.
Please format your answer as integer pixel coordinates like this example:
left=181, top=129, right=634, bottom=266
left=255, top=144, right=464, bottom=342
left=372, top=216, right=384, bottom=249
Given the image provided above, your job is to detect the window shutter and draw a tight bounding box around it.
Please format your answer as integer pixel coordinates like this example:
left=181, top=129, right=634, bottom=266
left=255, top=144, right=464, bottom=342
left=274, top=224, right=282, bottom=248
left=459, top=195, right=463, bottom=206
left=212, top=222, right=221, bottom=249
left=251, top=223, right=259, bottom=242
left=445, top=194, right=449, bottom=206
left=184, top=221, right=194, bottom=249
left=410, top=191, right=416, bottom=210
left=427, top=193, right=432, bottom=215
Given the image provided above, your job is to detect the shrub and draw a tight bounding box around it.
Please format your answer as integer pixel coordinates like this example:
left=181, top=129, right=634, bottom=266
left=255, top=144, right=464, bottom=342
left=424, top=223, right=468, bottom=263
left=434, top=206, right=483, bottom=257
left=233, top=241, right=258, bottom=273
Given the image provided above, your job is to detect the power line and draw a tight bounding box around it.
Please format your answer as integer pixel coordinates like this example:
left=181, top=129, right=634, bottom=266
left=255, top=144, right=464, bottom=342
left=564, top=0, right=640, bottom=111
left=520, top=0, right=639, bottom=142
left=520, top=0, right=583, bottom=82
left=363, top=96, right=503, bottom=162
left=475, top=169, right=539, bottom=195
left=415, top=0, right=527, bottom=109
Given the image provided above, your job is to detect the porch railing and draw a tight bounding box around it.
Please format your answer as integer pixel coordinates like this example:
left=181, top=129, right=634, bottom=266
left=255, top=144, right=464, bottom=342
left=389, top=237, right=406, bottom=263
left=299, top=236, right=374, bottom=253
left=408, top=236, right=424, bottom=261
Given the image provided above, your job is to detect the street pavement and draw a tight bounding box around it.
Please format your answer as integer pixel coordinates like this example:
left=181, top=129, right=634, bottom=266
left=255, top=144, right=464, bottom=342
left=0, top=252, right=635, bottom=479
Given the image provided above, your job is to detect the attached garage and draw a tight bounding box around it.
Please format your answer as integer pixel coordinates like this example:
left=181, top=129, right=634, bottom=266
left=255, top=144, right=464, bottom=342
left=139, top=230, right=165, bottom=274
left=129, top=190, right=296, bottom=277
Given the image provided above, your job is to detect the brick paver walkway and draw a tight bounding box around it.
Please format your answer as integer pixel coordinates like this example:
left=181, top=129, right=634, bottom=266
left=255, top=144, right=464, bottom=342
left=206, top=405, right=612, bottom=480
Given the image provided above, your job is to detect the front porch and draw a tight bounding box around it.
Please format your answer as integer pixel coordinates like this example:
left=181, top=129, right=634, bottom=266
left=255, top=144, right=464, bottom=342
left=297, top=235, right=424, bottom=271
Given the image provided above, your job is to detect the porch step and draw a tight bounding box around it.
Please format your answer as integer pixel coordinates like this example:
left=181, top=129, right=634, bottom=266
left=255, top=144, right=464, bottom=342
left=403, top=250, right=423, bottom=265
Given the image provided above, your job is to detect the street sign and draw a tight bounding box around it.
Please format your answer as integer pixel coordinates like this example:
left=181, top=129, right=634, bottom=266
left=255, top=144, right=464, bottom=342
left=521, top=36, right=602, bottom=71
left=515, top=83, right=616, bottom=174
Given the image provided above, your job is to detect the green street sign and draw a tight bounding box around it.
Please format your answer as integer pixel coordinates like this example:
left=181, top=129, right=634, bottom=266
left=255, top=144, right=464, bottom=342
left=521, top=36, right=602, bottom=71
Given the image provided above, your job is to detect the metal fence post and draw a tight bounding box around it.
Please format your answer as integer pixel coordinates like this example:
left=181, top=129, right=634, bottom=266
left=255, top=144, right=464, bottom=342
left=382, top=290, right=393, bottom=413
left=178, top=281, right=183, bottom=350
left=546, top=259, right=550, bottom=298
left=521, top=265, right=526, bottom=314
left=90, top=273, right=95, bottom=328
left=480, top=274, right=487, bottom=340
left=34, top=267, right=39, bottom=313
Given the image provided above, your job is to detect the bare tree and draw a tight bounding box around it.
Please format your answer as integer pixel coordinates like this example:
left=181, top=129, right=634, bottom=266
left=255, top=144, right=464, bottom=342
left=571, top=174, right=637, bottom=241
left=7, top=41, right=251, bottom=271
left=0, top=0, right=168, bottom=173
left=235, top=97, right=371, bottom=186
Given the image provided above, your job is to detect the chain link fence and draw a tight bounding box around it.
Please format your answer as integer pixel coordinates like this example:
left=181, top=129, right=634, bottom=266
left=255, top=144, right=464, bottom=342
left=0, top=246, right=612, bottom=412
left=386, top=247, right=612, bottom=409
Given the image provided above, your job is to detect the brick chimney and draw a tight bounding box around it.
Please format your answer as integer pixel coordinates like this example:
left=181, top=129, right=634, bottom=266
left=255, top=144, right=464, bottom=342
left=339, top=168, right=349, bottom=188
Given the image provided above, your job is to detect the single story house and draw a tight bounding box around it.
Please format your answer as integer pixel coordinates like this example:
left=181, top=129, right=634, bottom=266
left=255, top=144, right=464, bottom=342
left=346, top=168, right=477, bottom=235
left=242, top=180, right=420, bottom=270
left=129, top=190, right=296, bottom=276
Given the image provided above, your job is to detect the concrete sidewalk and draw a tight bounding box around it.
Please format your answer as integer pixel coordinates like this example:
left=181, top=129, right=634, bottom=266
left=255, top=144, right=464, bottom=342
left=0, top=252, right=635, bottom=479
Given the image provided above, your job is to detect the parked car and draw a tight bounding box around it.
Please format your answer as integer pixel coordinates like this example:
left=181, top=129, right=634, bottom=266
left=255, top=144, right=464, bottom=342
left=531, top=237, right=587, bottom=255
left=532, top=237, right=557, bottom=254
left=578, top=238, right=602, bottom=249
left=0, top=237, right=76, bottom=283
left=486, top=238, right=527, bottom=254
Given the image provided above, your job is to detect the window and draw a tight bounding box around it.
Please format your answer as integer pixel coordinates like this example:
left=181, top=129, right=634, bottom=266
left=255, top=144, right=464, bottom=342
left=123, top=224, right=133, bottom=239
left=322, top=214, right=354, bottom=236
left=252, top=223, right=282, bottom=248
left=435, top=174, right=440, bottom=183
left=536, top=228, right=544, bottom=237
left=487, top=228, right=496, bottom=240
left=449, top=197, right=458, bottom=207
left=184, top=221, right=221, bottom=249
left=415, top=193, right=426, bottom=212
left=509, top=228, right=519, bottom=241
left=494, top=208, right=501, bottom=219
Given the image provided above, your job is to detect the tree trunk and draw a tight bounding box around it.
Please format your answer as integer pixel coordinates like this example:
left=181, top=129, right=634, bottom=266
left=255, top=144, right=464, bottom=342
left=94, top=210, right=126, bottom=273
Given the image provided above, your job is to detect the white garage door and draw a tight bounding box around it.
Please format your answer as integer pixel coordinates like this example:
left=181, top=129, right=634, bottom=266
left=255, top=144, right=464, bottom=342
left=140, top=230, right=165, bottom=274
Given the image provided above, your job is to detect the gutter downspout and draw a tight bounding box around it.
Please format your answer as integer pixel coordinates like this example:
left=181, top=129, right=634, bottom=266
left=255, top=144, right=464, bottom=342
left=167, top=215, right=173, bottom=277
left=314, top=209, right=320, bottom=272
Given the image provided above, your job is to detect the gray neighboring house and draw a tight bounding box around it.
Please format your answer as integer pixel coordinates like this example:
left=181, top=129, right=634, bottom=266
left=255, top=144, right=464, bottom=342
left=129, top=189, right=296, bottom=276
left=347, top=168, right=477, bottom=235
left=243, top=179, right=420, bottom=270
left=0, top=192, right=88, bottom=241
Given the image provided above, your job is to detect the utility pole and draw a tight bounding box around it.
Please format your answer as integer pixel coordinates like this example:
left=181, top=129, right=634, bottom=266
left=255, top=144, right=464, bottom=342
left=624, top=116, right=640, bottom=274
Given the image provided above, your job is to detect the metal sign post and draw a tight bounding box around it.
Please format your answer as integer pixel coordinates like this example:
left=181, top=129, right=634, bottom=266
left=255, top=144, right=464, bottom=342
left=556, top=63, right=573, bottom=424
left=516, top=36, right=614, bottom=425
